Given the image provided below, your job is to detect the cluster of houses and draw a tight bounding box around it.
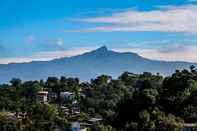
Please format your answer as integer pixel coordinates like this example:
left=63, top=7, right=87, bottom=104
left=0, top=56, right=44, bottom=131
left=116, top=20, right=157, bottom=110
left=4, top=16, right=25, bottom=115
left=36, top=90, right=80, bottom=116
left=36, top=90, right=103, bottom=131
left=3, top=90, right=196, bottom=131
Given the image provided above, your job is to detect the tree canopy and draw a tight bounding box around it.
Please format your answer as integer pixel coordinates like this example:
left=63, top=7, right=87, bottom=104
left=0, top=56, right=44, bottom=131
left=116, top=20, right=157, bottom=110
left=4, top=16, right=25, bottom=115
left=0, top=67, right=197, bottom=130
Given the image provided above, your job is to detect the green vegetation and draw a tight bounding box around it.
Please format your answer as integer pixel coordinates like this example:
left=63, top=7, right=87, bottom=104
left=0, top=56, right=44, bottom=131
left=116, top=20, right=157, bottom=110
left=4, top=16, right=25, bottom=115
left=0, top=66, right=197, bottom=130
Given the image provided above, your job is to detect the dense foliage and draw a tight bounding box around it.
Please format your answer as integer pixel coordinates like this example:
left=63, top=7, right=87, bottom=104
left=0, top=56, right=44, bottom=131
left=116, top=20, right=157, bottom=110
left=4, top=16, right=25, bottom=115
left=0, top=66, right=197, bottom=130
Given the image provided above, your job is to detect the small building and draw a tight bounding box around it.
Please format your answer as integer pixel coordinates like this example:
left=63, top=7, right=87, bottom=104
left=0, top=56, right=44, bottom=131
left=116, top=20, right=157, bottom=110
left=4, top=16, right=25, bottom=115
left=60, top=92, right=76, bottom=104
left=60, top=92, right=75, bottom=99
left=88, top=118, right=102, bottom=124
left=60, top=104, right=80, bottom=116
left=88, top=118, right=103, bottom=131
left=71, top=122, right=88, bottom=131
left=37, top=91, right=48, bottom=103
left=181, top=123, right=197, bottom=131
left=71, top=122, right=80, bottom=131
left=71, top=104, right=80, bottom=114
left=60, top=92, right=80, bottom=116
left=48, top=92, right=57, bottom=102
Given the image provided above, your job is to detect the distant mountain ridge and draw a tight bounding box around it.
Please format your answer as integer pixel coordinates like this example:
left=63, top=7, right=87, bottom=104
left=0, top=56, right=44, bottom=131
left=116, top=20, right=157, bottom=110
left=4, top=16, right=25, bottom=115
left=0, top=46, right=196, bottom=83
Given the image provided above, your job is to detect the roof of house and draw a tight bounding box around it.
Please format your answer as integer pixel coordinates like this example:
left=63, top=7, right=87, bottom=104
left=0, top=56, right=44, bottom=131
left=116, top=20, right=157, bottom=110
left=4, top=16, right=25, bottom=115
left=183, top=123, right=197, bottom=128
left=89, top=118, right=102, bottom=122
left=38, top=91, right=48, bottom=95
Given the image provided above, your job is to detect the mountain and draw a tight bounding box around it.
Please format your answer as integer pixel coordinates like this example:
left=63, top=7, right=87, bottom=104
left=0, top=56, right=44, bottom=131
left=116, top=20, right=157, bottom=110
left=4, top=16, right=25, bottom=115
left=0, top=46, right=196, bottom=83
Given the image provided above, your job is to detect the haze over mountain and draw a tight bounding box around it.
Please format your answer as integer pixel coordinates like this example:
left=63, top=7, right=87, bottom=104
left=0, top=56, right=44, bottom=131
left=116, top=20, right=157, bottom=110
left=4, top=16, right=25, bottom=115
left=0, top=46, right=196, bottom=83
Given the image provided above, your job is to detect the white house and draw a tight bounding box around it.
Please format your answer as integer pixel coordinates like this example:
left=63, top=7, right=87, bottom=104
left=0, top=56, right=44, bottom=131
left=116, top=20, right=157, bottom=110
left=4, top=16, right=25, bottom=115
left=37, top=91, right=48, bottom=103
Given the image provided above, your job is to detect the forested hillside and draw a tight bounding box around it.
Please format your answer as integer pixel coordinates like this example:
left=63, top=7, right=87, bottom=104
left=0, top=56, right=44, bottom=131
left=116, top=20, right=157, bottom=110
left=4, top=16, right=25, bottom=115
left=0, top=66, right=197, bottom=130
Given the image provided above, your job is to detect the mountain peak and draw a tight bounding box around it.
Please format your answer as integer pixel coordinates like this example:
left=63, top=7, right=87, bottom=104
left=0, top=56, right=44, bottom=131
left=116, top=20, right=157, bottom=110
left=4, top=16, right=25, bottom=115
left=93, top=46, right=108, bottom=53
left=97, top=46, right=108, bottom=51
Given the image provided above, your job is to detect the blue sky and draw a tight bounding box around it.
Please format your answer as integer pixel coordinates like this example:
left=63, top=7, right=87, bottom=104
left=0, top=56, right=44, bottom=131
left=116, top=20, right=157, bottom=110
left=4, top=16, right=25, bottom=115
left=0, top=0, right=197, bottom=63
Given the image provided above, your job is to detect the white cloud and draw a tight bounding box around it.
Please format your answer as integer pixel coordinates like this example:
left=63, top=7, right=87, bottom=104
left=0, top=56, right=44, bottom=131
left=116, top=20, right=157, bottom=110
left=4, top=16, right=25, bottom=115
left=73, top=5, right=197, bottom=33
left=45, top=37, right=65, bottom=49
left=0, top=47, right=93, bottom=64
left=113, top=44, right=197, bottom=62
left=1, top=45, right=197, bottom=64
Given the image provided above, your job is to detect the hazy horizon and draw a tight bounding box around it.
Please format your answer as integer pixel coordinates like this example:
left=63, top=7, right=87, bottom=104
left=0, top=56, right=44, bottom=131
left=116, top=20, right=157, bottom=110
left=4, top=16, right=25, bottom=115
left=0, top=46, right=196, bottom=64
